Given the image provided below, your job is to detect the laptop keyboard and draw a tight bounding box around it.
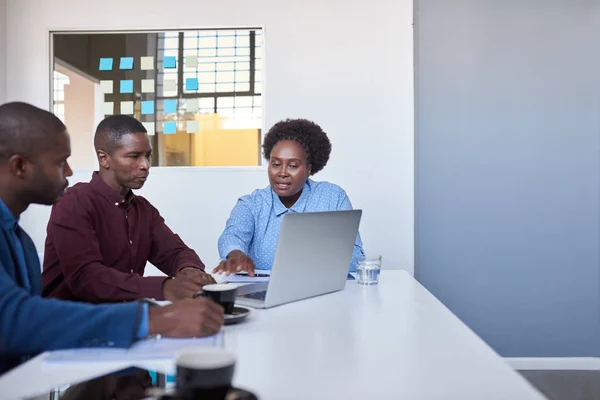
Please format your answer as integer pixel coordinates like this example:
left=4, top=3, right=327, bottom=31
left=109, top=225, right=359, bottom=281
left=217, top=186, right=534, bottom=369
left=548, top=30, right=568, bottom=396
left=241, top=291, right=267, bottom=301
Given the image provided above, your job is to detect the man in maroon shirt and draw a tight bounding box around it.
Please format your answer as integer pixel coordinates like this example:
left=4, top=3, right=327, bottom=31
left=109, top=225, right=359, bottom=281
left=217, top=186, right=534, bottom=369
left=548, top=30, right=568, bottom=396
left=42, top=115, right=215, bottom=303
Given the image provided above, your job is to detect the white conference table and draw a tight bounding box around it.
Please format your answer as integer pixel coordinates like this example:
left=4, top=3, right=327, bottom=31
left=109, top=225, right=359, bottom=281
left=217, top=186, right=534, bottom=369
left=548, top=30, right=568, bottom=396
left=0, top=271, right=545, bottom=399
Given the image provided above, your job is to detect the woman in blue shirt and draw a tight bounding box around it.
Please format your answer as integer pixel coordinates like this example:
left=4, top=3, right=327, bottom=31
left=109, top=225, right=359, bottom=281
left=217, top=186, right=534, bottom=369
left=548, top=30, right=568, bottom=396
left=213, top=118, right=364, bottom=276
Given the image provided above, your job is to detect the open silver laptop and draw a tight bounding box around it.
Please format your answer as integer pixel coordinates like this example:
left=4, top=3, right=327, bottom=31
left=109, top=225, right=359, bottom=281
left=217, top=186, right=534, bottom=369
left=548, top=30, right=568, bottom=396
left=235, top=210, right=362, bottom=309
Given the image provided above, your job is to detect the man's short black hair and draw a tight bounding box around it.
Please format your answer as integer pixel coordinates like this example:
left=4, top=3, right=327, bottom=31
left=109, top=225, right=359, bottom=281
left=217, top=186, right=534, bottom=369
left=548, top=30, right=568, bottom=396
left=262, top=119, right=332, bottom=175
left=94, top=115, right=147, bottom=154
left=0, top=102, right=67, bottom=163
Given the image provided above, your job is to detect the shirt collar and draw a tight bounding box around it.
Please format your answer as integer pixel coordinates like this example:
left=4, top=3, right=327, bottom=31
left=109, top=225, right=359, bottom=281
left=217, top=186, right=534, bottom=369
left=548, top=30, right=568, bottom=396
left=272, top=179, right=313, bottom=216
left=0, top=198, right=19, bottom=231
left=90, top=172, right=135, bottom=208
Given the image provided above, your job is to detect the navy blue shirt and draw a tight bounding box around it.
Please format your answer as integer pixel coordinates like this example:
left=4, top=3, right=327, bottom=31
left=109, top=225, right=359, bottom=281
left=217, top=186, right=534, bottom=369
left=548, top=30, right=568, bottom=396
left=0, top=198, right=143, bottom=374
left=0, top=200, right=30, bottom=291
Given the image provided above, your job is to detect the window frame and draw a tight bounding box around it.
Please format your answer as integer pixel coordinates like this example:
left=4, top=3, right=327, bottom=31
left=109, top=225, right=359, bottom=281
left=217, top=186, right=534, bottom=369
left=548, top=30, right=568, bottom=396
left=49, top=27, right=267, bottom=170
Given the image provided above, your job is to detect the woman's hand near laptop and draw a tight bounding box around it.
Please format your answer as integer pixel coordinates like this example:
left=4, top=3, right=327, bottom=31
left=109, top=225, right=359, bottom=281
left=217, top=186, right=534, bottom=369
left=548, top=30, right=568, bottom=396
left=148, top=298, right=225, bottom=337
left=212, top=250, right=256, bottom=277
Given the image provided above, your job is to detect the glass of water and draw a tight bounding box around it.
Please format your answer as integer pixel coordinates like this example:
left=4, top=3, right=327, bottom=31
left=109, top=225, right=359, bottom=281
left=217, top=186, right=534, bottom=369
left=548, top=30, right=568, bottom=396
left=356, top=255, right=382, bottom=285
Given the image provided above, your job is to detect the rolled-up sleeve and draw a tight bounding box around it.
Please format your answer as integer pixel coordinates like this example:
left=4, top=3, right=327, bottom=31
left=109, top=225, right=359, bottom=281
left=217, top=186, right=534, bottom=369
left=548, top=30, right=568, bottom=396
left=218, top=199, right=255, bottom=260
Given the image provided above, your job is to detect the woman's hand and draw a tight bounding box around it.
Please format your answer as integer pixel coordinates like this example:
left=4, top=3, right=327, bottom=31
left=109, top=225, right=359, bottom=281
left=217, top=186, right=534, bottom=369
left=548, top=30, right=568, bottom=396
left=212, top=250, right=256, bottom=277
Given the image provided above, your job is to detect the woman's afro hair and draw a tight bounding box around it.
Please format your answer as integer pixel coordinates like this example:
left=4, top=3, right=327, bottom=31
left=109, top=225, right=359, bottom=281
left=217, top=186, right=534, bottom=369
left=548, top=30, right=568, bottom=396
left=262, top=118, right=332, bottom=175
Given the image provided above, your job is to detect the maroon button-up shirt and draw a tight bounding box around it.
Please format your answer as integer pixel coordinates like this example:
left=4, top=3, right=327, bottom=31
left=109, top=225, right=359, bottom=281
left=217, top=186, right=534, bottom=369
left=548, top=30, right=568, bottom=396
left=42, top=172, right=205, bottom=303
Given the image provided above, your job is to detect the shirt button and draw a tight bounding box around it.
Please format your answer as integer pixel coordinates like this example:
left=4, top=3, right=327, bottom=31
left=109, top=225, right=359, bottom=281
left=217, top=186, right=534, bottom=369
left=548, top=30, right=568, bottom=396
left=130, top=269, right=133, bottom=273
left=129, top=240, right=133, bottom=244
left=114, top=202, right=119, bottom=206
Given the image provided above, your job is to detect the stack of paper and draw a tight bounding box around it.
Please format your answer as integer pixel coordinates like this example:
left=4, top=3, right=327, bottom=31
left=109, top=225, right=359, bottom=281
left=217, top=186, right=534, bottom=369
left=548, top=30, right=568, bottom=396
left=45, top=335, right=220, bottom=363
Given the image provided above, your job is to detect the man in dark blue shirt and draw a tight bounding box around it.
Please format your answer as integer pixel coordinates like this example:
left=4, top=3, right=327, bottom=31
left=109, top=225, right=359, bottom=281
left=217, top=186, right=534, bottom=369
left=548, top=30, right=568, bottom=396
left=0, top=102, right=224, bottom=374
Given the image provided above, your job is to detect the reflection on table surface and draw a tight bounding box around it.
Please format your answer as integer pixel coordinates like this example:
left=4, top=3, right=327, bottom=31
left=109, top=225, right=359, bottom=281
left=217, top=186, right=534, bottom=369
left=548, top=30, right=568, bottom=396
left=58, top=367, right=156, bottom=400
left=56, top=367, right=258, bottom=400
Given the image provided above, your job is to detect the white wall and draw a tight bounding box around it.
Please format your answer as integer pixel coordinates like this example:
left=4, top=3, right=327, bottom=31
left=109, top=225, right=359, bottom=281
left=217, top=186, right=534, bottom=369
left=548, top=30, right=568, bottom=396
left=6, top=0, right=415, bottom=273
left=0, top=0, right=6, bottom=104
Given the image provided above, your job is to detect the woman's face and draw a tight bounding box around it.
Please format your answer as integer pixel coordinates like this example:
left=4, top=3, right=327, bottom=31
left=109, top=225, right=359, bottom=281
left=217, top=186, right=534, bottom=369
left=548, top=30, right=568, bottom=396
left=268, top=140, right=311, bottom=203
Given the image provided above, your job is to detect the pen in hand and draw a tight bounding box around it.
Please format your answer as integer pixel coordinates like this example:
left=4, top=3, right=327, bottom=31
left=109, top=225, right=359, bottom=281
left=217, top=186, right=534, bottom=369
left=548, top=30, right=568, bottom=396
left=234, top=272, right=270, bottom=278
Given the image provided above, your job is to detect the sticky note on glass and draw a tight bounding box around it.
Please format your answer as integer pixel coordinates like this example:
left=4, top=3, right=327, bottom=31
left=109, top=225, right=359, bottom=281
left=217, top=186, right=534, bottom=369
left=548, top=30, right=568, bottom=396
left=163, top=121, right=177, bottom=134
left=99, top=58, right=113, bottom=71
left=120, top=101, right=134, bottom=115
left=103, top=102, right=114, bottom=115
left=141, top=56, right=154, bottom=71
left=141, top=101, right=154, bottom=115
left=185, top=99, right=199, bottom=112
left=100, top=80, right=113, bottom=94
left=141, top=79, right=155, bottom=93
left=120, top=80, right=134, bottom=94
left=186, top=56, right=198, bottom=68
left=164, top=99, right=177, bottom=113
left=186, top=120, right=199, bottom=134
left=119, top=57, right=134, bottom=70
left=143, top=122, right=155, bottom=135
left=164, top=79, right=176, bottom=92
left=163, top=56, right=177, bottom=69
left=186, top=78, right=198, bottom=91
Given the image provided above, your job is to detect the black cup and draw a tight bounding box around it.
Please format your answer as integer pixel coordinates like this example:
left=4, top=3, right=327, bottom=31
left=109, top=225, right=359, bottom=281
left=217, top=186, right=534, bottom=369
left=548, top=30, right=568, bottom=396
left=200, top=284, right=237, bottom=314
left=175, top=348, right=236, bottom=400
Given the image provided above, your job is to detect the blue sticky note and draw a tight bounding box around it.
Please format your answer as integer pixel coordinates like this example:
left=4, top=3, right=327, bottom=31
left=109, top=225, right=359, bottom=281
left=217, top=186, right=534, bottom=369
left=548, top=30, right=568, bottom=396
left=164, top=99, right=177, bottom=113
left=99, top=58, right=113, bottom=71
left=119, top=57, right=134, bottom=70
left=120, top=80, right=134, bottom=93
left=141, top=101, right=155, bottom=115
left=163, top=56, right=176, bottom=69
left=186, top=78, right=198, bottom=91
left=163, top=121, right=177, bottom=134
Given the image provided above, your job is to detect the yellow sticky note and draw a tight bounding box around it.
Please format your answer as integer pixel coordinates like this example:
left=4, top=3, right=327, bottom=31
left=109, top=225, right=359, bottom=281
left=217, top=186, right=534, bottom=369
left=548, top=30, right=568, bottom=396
left=185, top=99, right=199, bottom=112
left=100, top=80, right=113, bottom=94
left=164, top=79, right=176, bottom=92
left=140, top=56, right=154, bottom=71
left=143, top=122, right=155, bottom=135
left=186, top=56, right=198, bottom=69
left=120, top=101, right=134, bottom=115
left=141, top=79, right=155, bottom=93
left=103, top=102, right=114, bottom=115
left=186, top=120, right=199, bottom=134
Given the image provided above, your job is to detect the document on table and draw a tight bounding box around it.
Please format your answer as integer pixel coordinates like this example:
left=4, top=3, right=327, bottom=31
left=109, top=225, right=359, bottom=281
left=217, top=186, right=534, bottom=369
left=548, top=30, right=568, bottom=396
left=222, top=270, right=270, bottom=283
left=45, top=334, right=222, bottom=363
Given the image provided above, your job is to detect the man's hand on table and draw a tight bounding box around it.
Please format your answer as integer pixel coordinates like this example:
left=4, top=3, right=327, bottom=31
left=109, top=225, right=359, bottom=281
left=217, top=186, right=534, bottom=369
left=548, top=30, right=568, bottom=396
left=162, top=268, right=216, bottom=301
left=148, top=298, right=224, bottom=337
